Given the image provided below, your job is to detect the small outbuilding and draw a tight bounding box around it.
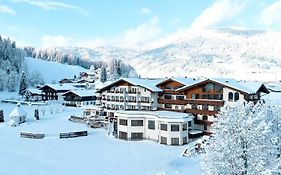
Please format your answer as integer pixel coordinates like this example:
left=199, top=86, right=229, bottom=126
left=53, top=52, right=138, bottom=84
left=9, top=103, right=27, bottom=126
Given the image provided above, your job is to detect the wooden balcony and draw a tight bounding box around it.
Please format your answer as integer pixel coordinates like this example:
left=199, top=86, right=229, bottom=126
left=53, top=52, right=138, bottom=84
left=185, top=108, right=219, bottom=116
left=158, top=99, right=188, bottom=105
left=158, top=98, right=224, bottom=106
left=184, top=99, right=224, bottom=106
left=194, top=118, right=214, bottom=126
left=158, top=107, right=185, bottom=113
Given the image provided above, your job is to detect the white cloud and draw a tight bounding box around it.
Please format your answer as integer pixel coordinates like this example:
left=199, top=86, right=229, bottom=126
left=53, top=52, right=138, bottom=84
left=260, top=0, right=281, bottom=26
left=141, top=7, right=151, bottom=15
left=40, top=16, right=162, bottom=49
left=41, top=35, right=74, bottom=48
left=191, top=0, right=246, bottom=29
left=0, top=5, right=16, bottom=15
left=10, top=0, right=89, bottom=15
left=112, top=16, right=162, bottom=49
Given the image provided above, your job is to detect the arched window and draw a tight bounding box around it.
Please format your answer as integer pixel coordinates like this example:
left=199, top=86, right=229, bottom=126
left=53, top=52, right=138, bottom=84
left=234, top=92, right=239, bottom=101
left=228, top=92, right=233, bottom=101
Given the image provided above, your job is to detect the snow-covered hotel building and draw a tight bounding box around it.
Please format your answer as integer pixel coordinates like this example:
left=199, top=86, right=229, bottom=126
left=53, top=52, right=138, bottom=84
left=93, top=77, right=269, bottom=144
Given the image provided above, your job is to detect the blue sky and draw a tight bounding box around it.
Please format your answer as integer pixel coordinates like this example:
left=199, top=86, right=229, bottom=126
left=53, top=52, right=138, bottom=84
left=0, top=0, right=280, bottom=49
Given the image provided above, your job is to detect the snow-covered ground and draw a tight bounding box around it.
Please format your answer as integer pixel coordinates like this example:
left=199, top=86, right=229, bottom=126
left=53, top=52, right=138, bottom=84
left=0, top=98, right=200, bottom=175
left=24, top=57, right=87, bottom=83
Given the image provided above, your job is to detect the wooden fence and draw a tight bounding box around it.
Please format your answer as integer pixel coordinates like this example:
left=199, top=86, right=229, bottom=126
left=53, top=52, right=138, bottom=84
left=59, top=131, right=88, bottom=139
left=20, top=132, right=44, bottom=139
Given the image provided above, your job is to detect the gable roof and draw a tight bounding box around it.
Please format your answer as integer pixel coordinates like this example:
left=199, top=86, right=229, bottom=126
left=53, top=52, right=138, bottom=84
left=97, top=78, right=164, bottom=93
left=40, top=84, right=84, bottom=91
left=156, top=77, right=201, bottom=87
left=9, top=103, right=27, bottom=117
left=177, top=78, right=269, bottom=94
left=62, top=89, right=96, bottom=97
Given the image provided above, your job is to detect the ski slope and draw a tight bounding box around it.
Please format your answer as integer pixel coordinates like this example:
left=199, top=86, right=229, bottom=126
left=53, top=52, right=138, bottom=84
left=24, top=57, right=86, bottom=83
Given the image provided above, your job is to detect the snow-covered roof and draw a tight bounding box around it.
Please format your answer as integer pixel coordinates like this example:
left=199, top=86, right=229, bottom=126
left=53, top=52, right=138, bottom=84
left=27, top=88, right=41, bottom=94
left=211, top=78, right=263, bottom=94
left=62, top=89, right=96, bottom=97
left=40, top=83, right=84, bottom=91
left=157, top=77, right=201, bottom=87
left=98, top=78, right=164, bottom=92
left=82, top=105, right=103, bottom=110
left=265, top=83, right=281, bottom=92
left=262, top=92, right=281, bottom=105
left=9, top=103, right=27, bottom=117
left=177, top=78, right=267, bottom=94
left=115, top=110, right=193, bottom=122
left=121, top=78, right=163, bottom=92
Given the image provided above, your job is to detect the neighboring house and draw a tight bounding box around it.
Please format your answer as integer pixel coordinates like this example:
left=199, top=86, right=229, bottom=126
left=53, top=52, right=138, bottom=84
left=59, top=78, right=74, bottom=84
left=157, top=78, right=270, bottom=134
left=26, top=88, right=42, bottom=101
left=96, top=78, right=163, bottom=118
left=62, top=90, right=96, bottom=107
left=115, top=110, right=193, bottom=145
left=9, top=103, right=27, bottom=126
left=40, top=84, right=82, bottom=101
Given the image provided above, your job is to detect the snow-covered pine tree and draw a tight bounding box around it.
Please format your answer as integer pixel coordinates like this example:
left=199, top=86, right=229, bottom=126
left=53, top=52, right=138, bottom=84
left=28, top=70, right=45, bottom=87
left=100, top=65, right=107, bottom=83
left=7, top=71, right=17, bottom=92
left=24, top=90, right=32, bottom=101
left=19, top=71, right=28, bottom=95
left=201, top=102, right=275, bottom=175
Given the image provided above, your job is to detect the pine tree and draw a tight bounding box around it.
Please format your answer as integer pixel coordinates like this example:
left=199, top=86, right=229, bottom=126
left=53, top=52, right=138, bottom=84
left=24, top=90, right=32, bottom=101
left=19, top=71, right=28, bottom=95
left=201, top=102, right=276, bottom=175
left=100, top=66, right=107, bottom=83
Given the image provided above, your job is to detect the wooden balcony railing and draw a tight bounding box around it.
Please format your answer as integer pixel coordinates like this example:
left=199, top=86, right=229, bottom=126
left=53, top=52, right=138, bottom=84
left=194, top=118, right=214, bottom=126
left=185, top=108, right=219, bottom=116
left=158, top=99, right=188, bottom=105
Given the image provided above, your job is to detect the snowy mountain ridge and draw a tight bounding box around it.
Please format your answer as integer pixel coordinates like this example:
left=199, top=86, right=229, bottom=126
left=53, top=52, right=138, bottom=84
left=35, top=28, right=281, bottom=82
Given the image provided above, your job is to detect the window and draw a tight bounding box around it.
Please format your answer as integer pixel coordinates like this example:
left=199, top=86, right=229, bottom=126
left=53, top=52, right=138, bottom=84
left=84, top=111, right=91, bottom=116
left=206, top=83, right=214, bottom=92
left=183, top=123, right=188, bottom=131
left=234, top=92, right=239, bottom=101
left=119, top=119, right=127, bottom=126
left=191, top=94, right=199, bottom=99
left=183, top=137, right=188, bottom=144
left=203, top=115, right=208, bottom=121
left=176, top=95, right=184, bottom=100
left=131, top=120, right=143, bottom=126
left=202, top=104, right=208, bottom=110
left=171, top=138, right=179, bottom=145
left=164, top=94, right=172, bottom=99
left=191, top=104, right=198, bottom=109
left=188, top=121, right=192, bottom=127
left=164, top=104, right=172, bottom=109
left=204, top=125, right=208, bottom=131
left=214, top=84, right=223, bottom=93
left=119, top=131, right=127, bottom=140
left=131, top=133, right=143, bottom=140
left=161, top=124, right=167, bottom=131
left=161, top=137, right=167, bottom=144
left=171, top=124, right=179, bottom=131
left=148, top=120, right=155, bottom=130
left=228, top=92, right=233, bottom=101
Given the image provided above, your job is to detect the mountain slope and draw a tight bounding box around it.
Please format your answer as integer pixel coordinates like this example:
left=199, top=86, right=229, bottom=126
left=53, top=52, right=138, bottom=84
left=130, top=29, right=281, bottom=81
left=34, top=28, right=281, bottom=82
left=24, top=57, right=86, bottom=83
